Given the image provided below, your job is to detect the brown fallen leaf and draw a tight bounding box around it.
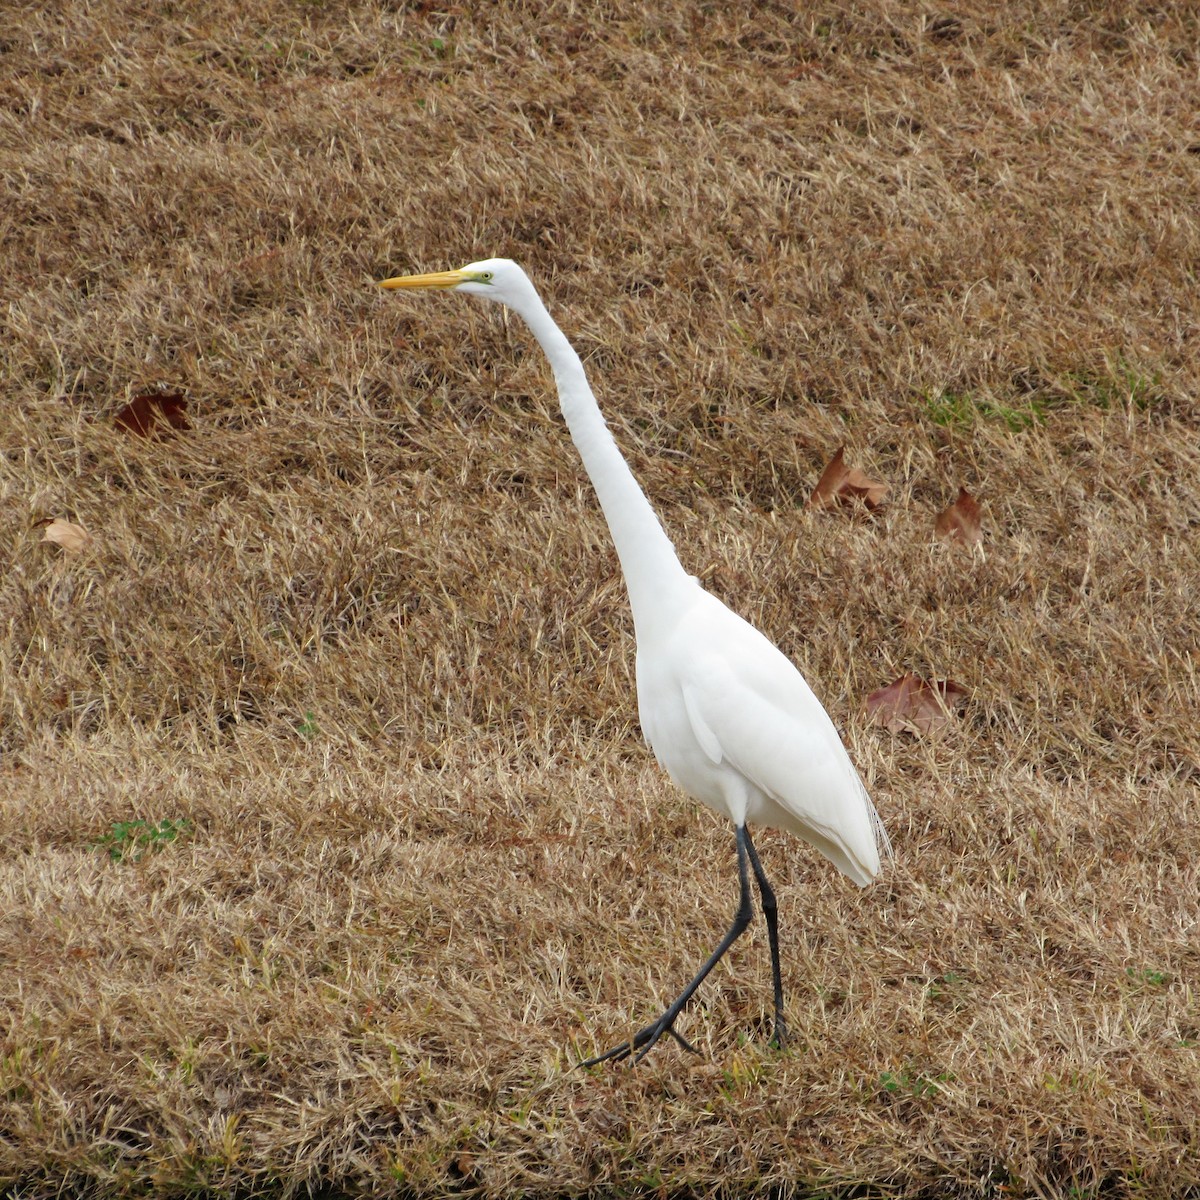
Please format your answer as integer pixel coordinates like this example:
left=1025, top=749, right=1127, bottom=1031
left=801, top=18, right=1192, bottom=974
left=114, top=391, right=190, bottom=438
left=808, top=446, right=888, bottom=510
left=935, top=486, right=983, bottom=546
left=40, top=518, right=91, bottom=553
left=865, top=673, right=968, bottom=737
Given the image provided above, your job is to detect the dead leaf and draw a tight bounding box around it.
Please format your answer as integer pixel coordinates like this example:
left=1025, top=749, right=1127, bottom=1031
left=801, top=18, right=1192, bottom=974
left=114, top=391, right=190, bottom=438
left=40, top=518, right=91, bottom=553
left=865, top=673, right=968, bottom=737
left=809, top=446, right=888, bottom=510
left=935, top=487, right=983, bottom=546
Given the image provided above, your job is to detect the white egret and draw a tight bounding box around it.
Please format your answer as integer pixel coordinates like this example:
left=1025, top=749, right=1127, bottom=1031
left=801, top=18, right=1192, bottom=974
left=379, top=259, right=891, bottom=1065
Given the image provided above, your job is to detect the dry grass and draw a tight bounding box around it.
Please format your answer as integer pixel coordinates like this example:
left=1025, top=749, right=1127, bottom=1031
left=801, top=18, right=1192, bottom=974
left=2, top=0, right=1199, bottom=1195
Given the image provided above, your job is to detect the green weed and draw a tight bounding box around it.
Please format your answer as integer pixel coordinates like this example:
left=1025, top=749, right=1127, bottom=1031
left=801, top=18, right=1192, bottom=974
left=1125, top=966, right=1170, bottom=987
left=96, top=818, right=192, bottom=863
left=879, top=1067, right=955, bottom=1099
left=926, top=971, right=966, bottom=1002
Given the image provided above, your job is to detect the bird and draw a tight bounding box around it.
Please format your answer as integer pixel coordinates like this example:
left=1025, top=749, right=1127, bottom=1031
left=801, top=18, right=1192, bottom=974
left=379, top=258, right=891, bottom=1065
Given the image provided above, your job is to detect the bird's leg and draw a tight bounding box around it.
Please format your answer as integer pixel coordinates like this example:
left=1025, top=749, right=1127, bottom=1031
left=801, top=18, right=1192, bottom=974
left=742, top=828, right=788, bottom=1050
left=578, top=826, right=754, bottom=1067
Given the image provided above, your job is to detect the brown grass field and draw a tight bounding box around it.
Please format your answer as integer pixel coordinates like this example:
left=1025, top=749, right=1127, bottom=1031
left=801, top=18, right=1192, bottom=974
left=2, top=0, right=1199, bottom=1195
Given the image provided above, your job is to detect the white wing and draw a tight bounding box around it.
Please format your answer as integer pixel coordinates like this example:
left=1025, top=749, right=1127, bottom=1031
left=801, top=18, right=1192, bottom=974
left=644, top=591, right=889, bottom=886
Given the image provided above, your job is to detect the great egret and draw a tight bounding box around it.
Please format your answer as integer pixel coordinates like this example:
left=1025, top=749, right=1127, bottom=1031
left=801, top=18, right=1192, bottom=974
left=380, top=259, right=891, bottom=1065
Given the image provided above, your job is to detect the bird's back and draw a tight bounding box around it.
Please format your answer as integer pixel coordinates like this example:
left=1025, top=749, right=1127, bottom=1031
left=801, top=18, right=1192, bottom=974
left=636, top=586, right=889, bottom=886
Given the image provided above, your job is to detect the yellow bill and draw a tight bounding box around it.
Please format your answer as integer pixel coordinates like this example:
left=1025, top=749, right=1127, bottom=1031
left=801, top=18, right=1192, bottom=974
left=379, top=268, right=468, bottom=290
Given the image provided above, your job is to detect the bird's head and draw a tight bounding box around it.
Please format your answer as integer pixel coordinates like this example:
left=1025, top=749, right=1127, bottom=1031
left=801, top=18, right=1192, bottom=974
left=379, top=257, right=533, bottom=307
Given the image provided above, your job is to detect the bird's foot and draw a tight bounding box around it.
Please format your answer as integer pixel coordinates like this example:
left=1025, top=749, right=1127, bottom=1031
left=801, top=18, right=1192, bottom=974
left=578, top=1016, right=699, bottom=1068
left=768, top=1016, right=789, bottom=1052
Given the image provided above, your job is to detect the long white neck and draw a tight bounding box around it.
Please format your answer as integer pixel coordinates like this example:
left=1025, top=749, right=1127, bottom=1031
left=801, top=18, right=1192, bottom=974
left=504, top=283, right=694, bottom=636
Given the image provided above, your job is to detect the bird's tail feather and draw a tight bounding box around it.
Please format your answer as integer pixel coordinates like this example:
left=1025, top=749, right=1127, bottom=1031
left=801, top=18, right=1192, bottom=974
left=866, top=793, right=893, bottom=865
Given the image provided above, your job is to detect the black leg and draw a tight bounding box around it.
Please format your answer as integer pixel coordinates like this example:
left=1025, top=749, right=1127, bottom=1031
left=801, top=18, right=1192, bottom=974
left=742, top=828, right=788, bottom=1049
left=579, top=825, right=755, bottom=1067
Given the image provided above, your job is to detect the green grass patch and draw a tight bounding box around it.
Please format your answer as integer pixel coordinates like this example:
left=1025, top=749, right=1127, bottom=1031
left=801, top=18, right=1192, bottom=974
left=923, top=357, right=1165, bottom=431
left=923, top=389, right=1045, bottom=431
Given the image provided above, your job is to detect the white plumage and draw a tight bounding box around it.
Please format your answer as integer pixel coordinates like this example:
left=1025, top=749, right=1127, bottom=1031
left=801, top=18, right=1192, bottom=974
left=380, top=258, right=890, bottom=1064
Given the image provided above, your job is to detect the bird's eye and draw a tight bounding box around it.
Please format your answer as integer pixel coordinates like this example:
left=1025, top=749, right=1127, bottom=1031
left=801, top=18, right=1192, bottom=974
left=480, top=272, right=494, bottom=282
